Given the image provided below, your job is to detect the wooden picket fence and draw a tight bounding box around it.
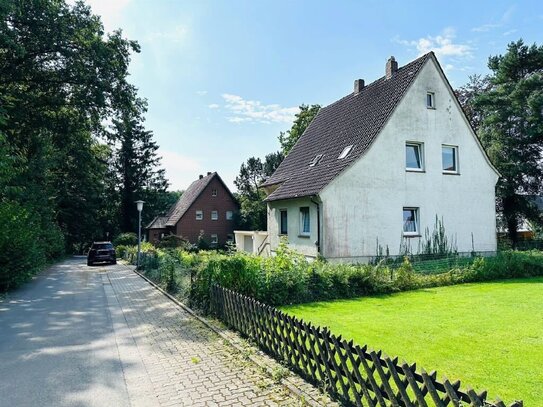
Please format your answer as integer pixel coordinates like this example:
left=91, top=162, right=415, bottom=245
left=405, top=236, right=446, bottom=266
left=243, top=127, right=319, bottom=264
left=210, top=285, right=522, bottom=407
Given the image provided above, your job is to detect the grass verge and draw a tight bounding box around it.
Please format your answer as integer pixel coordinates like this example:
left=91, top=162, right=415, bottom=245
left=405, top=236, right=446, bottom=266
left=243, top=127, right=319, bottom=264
left=282, top=278, right=543, bottom=405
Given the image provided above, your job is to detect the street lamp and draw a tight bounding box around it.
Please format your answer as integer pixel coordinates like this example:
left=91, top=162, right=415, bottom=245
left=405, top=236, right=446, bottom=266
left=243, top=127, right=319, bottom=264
left=135, top=200, right=145, bottom=269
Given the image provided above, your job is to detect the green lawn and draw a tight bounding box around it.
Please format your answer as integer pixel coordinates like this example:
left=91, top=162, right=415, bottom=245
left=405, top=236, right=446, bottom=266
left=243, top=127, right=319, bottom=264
left=281, top=278, right=543, bottom=406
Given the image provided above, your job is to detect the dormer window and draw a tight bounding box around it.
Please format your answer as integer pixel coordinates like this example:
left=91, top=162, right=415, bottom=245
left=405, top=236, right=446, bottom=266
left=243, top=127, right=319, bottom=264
left=426, top=92, right=435, bottom=109
left=309, top=154, right=323, bottom=167
left=338, top=145, right=353, bottom=159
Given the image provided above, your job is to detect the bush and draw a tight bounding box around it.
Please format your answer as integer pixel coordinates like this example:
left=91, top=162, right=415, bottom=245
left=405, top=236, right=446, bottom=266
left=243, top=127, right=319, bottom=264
left=113, top=232, right=138, bottom=247
left=0, top=202, right=46, bottom=290
left=121, top=242, right=543, bottom=311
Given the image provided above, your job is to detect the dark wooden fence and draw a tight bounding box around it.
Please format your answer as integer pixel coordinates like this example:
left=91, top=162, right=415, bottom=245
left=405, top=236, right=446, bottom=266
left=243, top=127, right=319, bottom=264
left=210, top=285, right=522, bottom=407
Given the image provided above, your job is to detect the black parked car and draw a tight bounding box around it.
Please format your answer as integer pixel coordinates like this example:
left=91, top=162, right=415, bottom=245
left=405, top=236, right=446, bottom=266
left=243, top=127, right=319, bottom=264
left=87, top=241, right=116, bottom=266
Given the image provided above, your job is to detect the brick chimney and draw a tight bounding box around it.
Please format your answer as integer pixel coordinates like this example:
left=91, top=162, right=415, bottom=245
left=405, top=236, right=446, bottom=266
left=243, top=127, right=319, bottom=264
left=199, top=174, right=203, bottom=179
left=207, top=171, right=212, bottom=176
left=386, top=56, right=398, bottom=79
left=353, top=79, right=365, bottom=94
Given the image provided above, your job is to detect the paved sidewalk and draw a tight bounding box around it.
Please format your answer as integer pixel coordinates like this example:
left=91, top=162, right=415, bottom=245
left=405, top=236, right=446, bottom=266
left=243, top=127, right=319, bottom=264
left=106, top=264, right=300, bottom=406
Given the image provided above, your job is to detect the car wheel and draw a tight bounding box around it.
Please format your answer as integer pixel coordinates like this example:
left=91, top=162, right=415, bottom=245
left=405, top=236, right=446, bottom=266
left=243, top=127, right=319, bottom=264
left=112, top=260, right=117, bottom=265
left=87, top=261, right=93, bottom=266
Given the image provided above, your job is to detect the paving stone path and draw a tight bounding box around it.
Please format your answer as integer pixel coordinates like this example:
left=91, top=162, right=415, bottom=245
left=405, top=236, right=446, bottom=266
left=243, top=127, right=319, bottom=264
left=1, top=258, right=334, bottom=406
left=105, top=263, right=301, bottom=407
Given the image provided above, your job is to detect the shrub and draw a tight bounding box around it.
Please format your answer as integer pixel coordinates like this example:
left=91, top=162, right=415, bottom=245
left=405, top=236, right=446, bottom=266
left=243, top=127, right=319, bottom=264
left=122, top=243, right=543, bottom=311
left=113, top=232, right=138, bottom=247
left=0, top=202, right=46, bottom=290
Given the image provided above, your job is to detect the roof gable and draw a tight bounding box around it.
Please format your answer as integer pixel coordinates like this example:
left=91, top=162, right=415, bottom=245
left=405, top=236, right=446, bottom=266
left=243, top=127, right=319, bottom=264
left=147, top=216, right=168, bottom=229
left=262, top=53, right=432, bottom=201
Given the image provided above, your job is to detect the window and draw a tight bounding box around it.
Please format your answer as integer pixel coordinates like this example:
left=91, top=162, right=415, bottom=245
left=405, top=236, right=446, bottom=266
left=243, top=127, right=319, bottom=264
left=210, top=234, right=218, bottom=245
left=226, top=234, right=234, bottom=242
left=426, top=92, right=435, bottom=108
left=442, top=145, right=458, bottom=173
left=299, top=207, right=310, bottom=236
left=309, top=154, right=323, bottom=167
left=403, top=208, right=419, bottom=235
left=195, top=210, right=203, bottom=220
left=226, top=210, right=233, bottom=220
left=211, top=189, right=217, bottom=196
left=406, top=142, right=424, bottom=171
left=338, top=145, right=353, bottom=159
left=211, top=210, right=218, bottom=220
left=280, top=209, right=288, bottom=235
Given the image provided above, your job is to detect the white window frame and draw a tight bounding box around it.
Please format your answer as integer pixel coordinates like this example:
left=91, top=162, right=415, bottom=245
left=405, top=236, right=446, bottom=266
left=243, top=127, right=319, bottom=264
left=426, top=92, right=435, bottom=109
left=442, top=145, right=459, bottom=174
left=210, top=234, right=218, bottom=245
left=405, top=141, right=424, bottom=172
left=299, top=207, right=310, bottom=236
left=211, top=189, right=217, bottom=197
left=211, top=210, right=218, bottom=220
left=279, top=209, right=288, bottom=235
left=195, top=210, right=203, bottom=220
left=309, top=154, right=323, bottom=167
left=403, top=207, right=420, bottom=236
left=338, top=145, right=353, bottom=159
left=226, top=210, right=233, bottom=220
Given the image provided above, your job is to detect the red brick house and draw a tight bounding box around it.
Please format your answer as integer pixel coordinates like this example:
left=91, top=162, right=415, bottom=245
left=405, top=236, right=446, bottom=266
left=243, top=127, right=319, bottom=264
left=146, top=172, right=239, bottom=247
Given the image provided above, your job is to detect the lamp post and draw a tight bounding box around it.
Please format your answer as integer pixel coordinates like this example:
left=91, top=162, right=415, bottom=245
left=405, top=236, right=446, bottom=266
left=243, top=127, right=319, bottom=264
left=135, top=200, right=145, bottom=270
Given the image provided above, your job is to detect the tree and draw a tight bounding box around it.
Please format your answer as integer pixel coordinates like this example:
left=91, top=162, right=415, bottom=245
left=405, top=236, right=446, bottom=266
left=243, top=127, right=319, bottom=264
left=455, top=74, right=491, bottom=131
left=234, top=152, right=284, bottom=230
left=278, top=104, right=320, bottom=155
left=0, top=0, right=172, bottom=266
left=472, top=40, right=543, bottom=244
left=108, top=86, right=169, bottom=232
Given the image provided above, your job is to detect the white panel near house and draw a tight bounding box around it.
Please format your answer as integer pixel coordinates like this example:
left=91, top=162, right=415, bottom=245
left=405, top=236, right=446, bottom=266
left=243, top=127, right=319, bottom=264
left=319, top=58, right=498, bottom=261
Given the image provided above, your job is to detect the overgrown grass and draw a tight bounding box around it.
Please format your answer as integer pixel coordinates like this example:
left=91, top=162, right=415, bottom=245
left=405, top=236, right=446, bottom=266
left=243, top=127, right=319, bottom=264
left=282, top=278, right=543, bottom=405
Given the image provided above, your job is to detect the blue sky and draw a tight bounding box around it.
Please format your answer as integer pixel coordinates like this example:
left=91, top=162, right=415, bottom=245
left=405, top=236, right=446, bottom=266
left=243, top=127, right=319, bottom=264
left=82, top=0, right=543, bottom=191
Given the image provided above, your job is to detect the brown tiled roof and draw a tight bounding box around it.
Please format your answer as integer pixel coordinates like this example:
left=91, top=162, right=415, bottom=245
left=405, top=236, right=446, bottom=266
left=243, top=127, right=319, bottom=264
left=165, top=172, right=217, bottom=227
left=146, top=216, right=168, bottom=229
left=262, top=53, right=433, bottom=201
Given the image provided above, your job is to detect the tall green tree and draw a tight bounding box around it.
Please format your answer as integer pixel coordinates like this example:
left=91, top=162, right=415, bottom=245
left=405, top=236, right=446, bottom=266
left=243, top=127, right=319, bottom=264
left=278, top=104, right=320, bottom=155
left=108, top=86, right=169, bottom=232
left=0, top=0, right=172, bottom=283
left=471, top=40, right=543, bottom=243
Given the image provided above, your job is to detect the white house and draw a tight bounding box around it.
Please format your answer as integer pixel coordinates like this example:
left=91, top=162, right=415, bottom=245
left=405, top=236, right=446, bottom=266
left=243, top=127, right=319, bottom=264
left=261, top=52, right=499, bottom=262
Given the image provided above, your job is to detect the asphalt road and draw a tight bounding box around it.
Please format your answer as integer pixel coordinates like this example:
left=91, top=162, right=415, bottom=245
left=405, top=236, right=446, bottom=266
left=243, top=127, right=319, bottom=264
left=0, top=257, right=130, bottom=407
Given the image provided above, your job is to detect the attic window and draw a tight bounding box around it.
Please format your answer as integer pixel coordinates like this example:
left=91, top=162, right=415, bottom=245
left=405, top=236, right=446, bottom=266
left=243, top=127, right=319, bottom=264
left=309, top=154, right=323, bottom=167
left=338, top=145, right=353, bottom=159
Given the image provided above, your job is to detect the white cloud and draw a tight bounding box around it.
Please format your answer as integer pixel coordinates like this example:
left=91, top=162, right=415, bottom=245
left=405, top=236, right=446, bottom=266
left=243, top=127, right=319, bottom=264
left=160, top=150, right=204, bottom=191
left=196, top=90, right=208, bottom=96
left=144, top=25, right=188, bottom=44
left=70, top=0, right=132, bottom=32
left=221, top=94, right=299, bottom=124
left=208, top=103, right=220, bottom=109
left=395, top=28, right=472, bottom=60
left=503, top=29, right=518, bottom=36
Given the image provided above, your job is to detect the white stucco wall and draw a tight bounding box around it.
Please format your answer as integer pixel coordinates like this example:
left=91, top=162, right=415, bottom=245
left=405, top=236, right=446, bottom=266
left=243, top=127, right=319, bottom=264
left=318, top=58, right=498, bottom=260
left=267, top=198, right=319, bottom=258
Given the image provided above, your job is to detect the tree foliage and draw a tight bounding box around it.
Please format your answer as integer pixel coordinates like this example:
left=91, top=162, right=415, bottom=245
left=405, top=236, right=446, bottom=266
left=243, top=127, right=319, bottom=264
left=0, top=0, right=172, bottom=288
left=461, top=40, right=543, bottom=242
left=278, top=104, right=320, bottom=155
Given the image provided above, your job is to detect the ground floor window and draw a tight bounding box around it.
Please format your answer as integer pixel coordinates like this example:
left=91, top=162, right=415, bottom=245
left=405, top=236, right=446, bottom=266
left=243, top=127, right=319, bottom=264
left=299, top=207, right=310, bottom=236
left=403, top=207, right=419, bottom=235
left=210, top=234, right=218, bottom=245
left=280, top=209, right=288, bottom=235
